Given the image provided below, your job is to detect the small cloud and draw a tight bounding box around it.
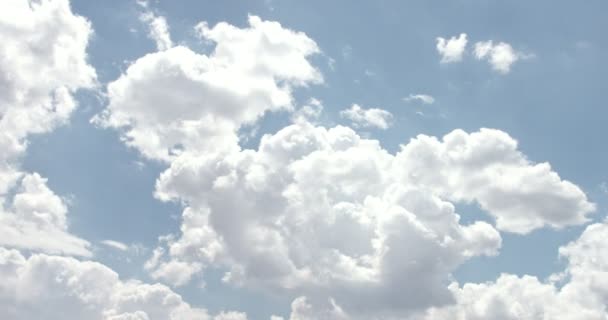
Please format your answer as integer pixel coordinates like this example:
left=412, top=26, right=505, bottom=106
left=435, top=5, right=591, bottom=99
left=292, top=98, right=324, bottom=123
left=404, top=94, right=435, bottom=105
left=101, top=240, right=129, bottom=251
left=474, top=40, right=529, bottom=74
left=138, top=1, right=173, bottom=51
left=436, top=33, right=468, bottom=63
left=340, top=104, right=393, bottom=130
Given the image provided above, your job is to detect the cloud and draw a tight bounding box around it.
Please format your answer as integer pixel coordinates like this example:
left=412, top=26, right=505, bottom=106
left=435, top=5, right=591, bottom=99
left=474, top=41, right=524, bottom=74
left=436, top=33, right=468, bottom=63
left=0, top=0, right=96, bottom=257
left=95, top=15, right=322, bottom=161
left=403, top=94, right=435, bottom=105
left=286, top=296, right=349, bottom=320
left=339, top=104, right=393, bottom=129
left=101, top=240, right=130, bottom=252
left=0, top=174, right=91, bottom=257
left=138, top=2, right=173, bottom=51
left=0, top=247, right=246, bottom=320
left=94, top=11, right=595, bottom=319
left=419, top=220, right=608, bottom=320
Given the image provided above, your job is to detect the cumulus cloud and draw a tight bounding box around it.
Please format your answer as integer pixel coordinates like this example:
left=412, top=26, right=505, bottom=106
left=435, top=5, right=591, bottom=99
left=339, top=104, right=393, bottom=129
left=474, top=40, right=524, bottom=74
left=0, top=174, right=90, bottom=256
left=90, top=10, right=595, bottom=319
left=0, top=0, right=96, bottom=256
left=403, top=94, right=435, bottom=105
left=146, top=122, right=592, bottom=317
left=95, top=15, right=322, bottom=161
left=0, top=247, right=246, bottom=320
left=418, top=220, right=608, bottom=320
left=436, top=33, right=468, bottom=63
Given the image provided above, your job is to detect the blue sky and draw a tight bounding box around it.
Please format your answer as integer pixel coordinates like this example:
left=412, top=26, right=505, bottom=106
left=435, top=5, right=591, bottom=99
left=2, top=0, right=608, bottom=319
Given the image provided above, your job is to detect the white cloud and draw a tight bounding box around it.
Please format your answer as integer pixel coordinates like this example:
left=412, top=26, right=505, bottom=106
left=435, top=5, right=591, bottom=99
left=398, top=129, right=595, bottom=234
left=0, top=0, right=96, bottom=257
left=474, top=40, right=523, bottom=74
left=138, top=4, right=173, bottom=51
left=436, top=33, right=468, bottom=63
left=94, top=12, right=595, bottom=318
left=0, top=247, right=246, bottom=320
left=291, top=98, right=324, bottom=123
left=95, top=15, right=322, bottom=161
left=339, top=104, right=393, bottom=129
left=101, top=240, right=130, bottom=252
left=0, top=174, right=90, bottom=257
left=287, top=296, right=349, bottom=320
left=419, top=220, right=608, bottom=320
left=404, top=94, right=435, bottom=105
left=148, top=122, right=594, bottom=317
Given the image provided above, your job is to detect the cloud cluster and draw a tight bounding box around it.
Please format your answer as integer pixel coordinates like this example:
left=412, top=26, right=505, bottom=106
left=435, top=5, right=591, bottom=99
left=0, top=0, right=97, bottom=256
left=418, top=220, right=608, bottom=320
left=93, top=10, right=597, bottom=319
left=0, top=2, right=245, bottom=319
left=0, top=247, right=246, bottom=320
left=436, top=33, right=527, bottom=74
left=3, top=1, right=603, bottom=319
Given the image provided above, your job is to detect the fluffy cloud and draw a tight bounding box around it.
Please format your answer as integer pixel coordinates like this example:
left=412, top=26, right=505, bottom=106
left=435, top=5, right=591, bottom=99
left=0, top=247, right=245, bottom=320
left=95, top=15, right=322, bottom=161
left=148, top=121, right=504, bottom=316
left=146, top=122, right=593, bottom=317
left=96, top=11, right=594, bottom=319
left=436, top=33, right=468, bottom=63
left=0, top=0, right=96, bottom=256
left=396, top=129, right=595, bottom=234
left=92, top=12, right=596, bottom=318
left=339, top=104, right=393, bottom=129
left=419, top=220, right=608, bottom=320
left=474, top=41, right=523, bottom=74
left=0, top=174, right=90, bottom=256
left=403, top=94, right=435, bottom=105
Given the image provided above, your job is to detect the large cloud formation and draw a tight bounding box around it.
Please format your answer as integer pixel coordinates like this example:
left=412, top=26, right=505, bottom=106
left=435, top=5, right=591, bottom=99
left=95, top=15, right=322, bottom=161
left=0, top=1, right=246, bottom=319
left=0, top=0, right=96, bottom=256
left=0, top=247, right=247, bottom=320
left=98, top=12, right=597, bottom=319
left=3, top=1, right=604, bottom=319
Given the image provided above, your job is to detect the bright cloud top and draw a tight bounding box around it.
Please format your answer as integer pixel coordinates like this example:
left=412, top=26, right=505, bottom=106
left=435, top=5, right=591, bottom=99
left=94, top=15, right=322, bottom=161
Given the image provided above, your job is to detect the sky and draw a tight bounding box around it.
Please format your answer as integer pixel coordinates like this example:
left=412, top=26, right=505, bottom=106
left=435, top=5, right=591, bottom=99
left=1, top=0, right=608, bottom=319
